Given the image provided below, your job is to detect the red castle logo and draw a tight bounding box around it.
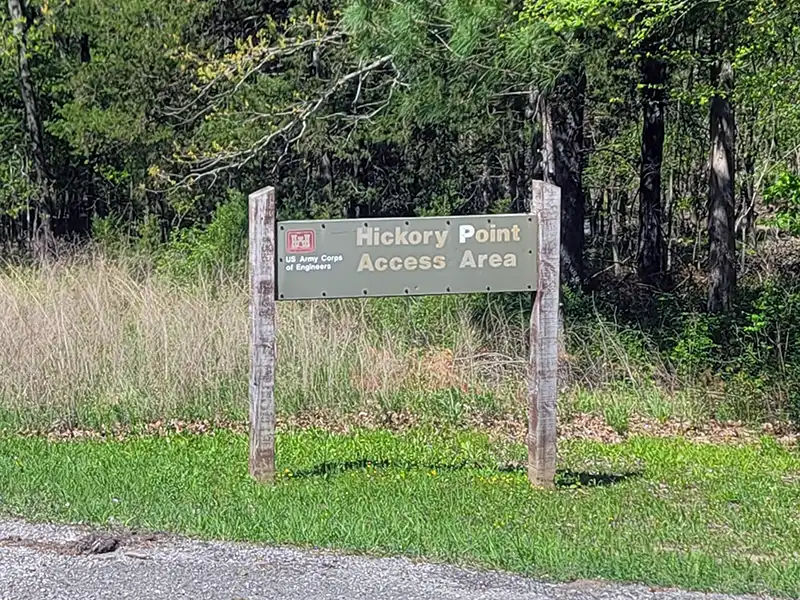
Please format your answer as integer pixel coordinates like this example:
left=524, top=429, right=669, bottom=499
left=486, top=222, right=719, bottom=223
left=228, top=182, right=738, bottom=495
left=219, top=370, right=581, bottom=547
left=286, top=230, right=315, bottom=253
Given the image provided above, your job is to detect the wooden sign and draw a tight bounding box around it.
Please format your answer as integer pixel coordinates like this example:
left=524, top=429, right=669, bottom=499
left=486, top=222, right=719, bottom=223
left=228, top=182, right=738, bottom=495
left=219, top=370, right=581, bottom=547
left=249, top=181, right=561, bottom=487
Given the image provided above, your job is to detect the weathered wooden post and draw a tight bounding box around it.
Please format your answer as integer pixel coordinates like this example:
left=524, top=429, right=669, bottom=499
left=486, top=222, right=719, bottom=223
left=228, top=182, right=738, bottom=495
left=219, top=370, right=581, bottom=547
left=249, top=186, right=277, bottom=483
left=527, top=180, right=561, bottom=488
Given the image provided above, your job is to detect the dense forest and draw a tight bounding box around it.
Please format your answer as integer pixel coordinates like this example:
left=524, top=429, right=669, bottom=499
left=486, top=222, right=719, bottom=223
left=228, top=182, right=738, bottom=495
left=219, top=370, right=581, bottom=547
left=3, top=0, right=800, bottom=417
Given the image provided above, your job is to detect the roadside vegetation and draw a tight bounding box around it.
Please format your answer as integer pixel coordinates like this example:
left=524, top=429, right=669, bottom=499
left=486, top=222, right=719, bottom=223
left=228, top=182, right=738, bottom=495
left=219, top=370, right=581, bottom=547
left=2, top=246, right=799, bottom=596
left=1, top=428, right=799, bottom=596
left=2, top=245, right=800, bottom=434
left=3, top=0, right=800, bottom=595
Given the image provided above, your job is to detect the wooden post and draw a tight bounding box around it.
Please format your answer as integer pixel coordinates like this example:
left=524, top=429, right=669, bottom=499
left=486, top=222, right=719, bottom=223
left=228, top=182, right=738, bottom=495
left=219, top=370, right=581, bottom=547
left=528, top=181, right=561, bottom=488
left=249, top=186, right=277, bottom=483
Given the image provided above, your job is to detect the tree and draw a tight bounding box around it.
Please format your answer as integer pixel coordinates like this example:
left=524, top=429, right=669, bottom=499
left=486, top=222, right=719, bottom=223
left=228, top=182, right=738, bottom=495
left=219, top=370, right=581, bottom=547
left=611, top=0, right=683, bottom=285
left=542, top=71, right=587, bottom=287
left=1, top=0, right=800, bottom=316
left=6, top=0, right=54, bottom=258
left=707, top=42, right=736, bottom=312
left=707, top=7, right=738, bottom=313
left=637, top=54, right=667, bottom=284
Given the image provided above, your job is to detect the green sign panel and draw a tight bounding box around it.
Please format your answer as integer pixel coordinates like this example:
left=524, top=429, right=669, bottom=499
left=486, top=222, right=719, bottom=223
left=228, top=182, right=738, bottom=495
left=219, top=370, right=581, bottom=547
left=276, top=214, right=538, bottom=300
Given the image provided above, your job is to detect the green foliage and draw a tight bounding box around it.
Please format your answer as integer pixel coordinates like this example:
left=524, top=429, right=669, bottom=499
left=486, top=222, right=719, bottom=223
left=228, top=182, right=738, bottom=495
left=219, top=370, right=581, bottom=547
left=743, top=279, right=800, bottom=365
left=363, top=295, right=467, bottom=347
left=603, top=402, right=631, bottom=435
left=156, top=190, right=248, bottom=282
left=763, top=172, right=800, bottom=235
left=738, top=279, right=800, bottom=420
left=0, top=152, right=35, bottom=219
left=90, top=214, right=132, bottom=256
left=670, top=314, right=720, bottom=375
left=575, top=271, right=800, bottom=421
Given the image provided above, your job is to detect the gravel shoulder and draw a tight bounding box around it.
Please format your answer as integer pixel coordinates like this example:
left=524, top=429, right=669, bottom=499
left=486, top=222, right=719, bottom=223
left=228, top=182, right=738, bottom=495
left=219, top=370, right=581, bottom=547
left=0, top=519, right=769, bottom=600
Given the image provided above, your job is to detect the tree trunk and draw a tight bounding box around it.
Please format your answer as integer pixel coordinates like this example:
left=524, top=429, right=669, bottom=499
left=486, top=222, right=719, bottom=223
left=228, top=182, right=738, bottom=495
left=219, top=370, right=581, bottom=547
left=618, top=189, right=629, bottom=256
left=542, top=69, right=586, bottom=288
left=519, top=89, right=542, bottom=213
left=609, top=188, right=621, bottom=275
left=80, top=33, right=91, bottom=63
left=7, top=0, right=54, bottom=260
left=665, top=169, right=675, bottom=271
left=738, top=155, right=755, bottom=272
left=708, top=54, right=737, bottom=313
left=637, top=56, right=667, bottom=284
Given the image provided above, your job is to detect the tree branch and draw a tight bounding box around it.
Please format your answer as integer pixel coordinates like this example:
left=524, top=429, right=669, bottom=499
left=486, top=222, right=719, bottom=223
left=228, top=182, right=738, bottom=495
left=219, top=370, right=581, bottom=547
left=169, top=55, right=394, bottom=188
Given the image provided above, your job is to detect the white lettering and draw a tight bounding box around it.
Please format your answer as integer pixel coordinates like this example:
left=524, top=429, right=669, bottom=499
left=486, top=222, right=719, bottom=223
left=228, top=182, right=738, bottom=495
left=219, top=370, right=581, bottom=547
left=357, top=227, right=372, bottom=247
left=408, top=231, right=423, bottom=245
left=459, top=250, right=517, bottom=269
left=459, top=225, right=475, bottom=243
left=296, top=263, right=331, bottom=272
left=358, top=226, right=450, bottom=248
left=357, top=253, right=374, bottom=272
left=460, top=250, right=476, bottom=268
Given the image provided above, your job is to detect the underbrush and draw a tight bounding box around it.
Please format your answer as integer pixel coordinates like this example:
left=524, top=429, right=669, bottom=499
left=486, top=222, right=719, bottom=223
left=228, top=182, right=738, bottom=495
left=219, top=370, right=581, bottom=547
left=2, top=245, right=800, bottom=432
left=2, top=196, right=800, bottom=430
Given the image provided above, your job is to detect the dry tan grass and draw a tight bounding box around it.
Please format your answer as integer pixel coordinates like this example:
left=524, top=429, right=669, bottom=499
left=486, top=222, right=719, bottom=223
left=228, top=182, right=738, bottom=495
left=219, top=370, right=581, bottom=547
left=0, top=254, right=248, bottom=425
left=2, top=251, right=753, bottom=432
left=0, top=253, right=529, bottom=429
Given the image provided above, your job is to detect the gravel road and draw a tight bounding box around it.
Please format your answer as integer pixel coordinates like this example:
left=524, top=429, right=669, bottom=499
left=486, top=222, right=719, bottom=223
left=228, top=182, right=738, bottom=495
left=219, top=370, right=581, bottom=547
left=0, top=519, right=767, bottom=600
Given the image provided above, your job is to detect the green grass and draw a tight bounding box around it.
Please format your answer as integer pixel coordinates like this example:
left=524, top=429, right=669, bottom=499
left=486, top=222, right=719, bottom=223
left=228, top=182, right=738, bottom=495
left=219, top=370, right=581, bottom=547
left=1, top=429, right=799, bottom=595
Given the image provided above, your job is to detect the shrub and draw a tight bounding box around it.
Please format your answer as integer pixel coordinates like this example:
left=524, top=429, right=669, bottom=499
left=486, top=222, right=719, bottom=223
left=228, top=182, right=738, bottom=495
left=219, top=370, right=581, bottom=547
left=156, top=189, right=248, bottom=283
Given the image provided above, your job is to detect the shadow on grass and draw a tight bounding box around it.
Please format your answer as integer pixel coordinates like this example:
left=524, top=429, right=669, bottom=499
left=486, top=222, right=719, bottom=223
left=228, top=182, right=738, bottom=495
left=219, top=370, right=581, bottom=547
left=291, top=459, right=641, bottom=488
left=554, top=470, right=640, bottom=487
